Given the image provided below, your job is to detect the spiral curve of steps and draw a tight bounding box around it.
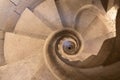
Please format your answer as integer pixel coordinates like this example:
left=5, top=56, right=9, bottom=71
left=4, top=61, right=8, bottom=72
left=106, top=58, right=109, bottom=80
left=0, top=0, right=120, bottom=80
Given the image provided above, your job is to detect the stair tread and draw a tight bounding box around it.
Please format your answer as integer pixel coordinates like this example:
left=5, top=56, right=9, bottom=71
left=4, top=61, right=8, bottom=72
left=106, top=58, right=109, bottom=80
left=34, top=0, right=63, bottom=30
left=4, top=32, right=45, bottom=64
left=83, top=30, right=115, bottom=55
left=0, top=54, right=43, bottom=80
left=82, top=17, right=114, bottom=41
left=31, top=63, right=57, bottom=80
left=14, top=8, right=52, bottom=39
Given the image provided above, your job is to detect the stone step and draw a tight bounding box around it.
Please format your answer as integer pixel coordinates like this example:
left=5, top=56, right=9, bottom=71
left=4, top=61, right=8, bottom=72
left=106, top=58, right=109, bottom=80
left=14, top=8, right=52, bottom=39
left=34, top=0, right=63, bottom=30
left=0, top=53, right=44, bottom=80
left=0, top=0, right=44, bottom=32
left=4, top=32, right=45, bottom=64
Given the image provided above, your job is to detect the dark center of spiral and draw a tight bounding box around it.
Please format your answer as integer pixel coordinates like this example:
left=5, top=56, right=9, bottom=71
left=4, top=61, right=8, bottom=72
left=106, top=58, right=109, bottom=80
left=63, top=40, right=76, bottom=55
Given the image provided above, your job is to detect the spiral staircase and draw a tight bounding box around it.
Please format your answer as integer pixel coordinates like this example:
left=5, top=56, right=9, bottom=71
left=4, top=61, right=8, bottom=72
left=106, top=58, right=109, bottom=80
left=0, top=0, right=120, bottom=80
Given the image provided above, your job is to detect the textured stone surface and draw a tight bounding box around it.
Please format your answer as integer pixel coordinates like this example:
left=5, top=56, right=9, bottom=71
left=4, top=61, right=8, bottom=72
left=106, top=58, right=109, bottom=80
left=0, top=0, right=19, bottom=31
left=0, top=0, right=119, bottom=80
left=34, top=0, right=63, bottom=30
left=73, top=5, right=115, bottom=61
left=75, top=5, right=115, bottom=35
left=92, top=0, right=105, bottom=12
left=0, top=0, right=44, bottom=32
left=104, top=8, right=120, bottom=65
left=115, top=8, right=120, bottom=51
left=0, top=40, right=5, bottom=66
left=15, top=8, right=52, bottom=39
left=0, top=54, right=44, bottom=80
left=80, top=62, right=120, bottom=80
left=4, top=32, right=45, bottom=64
left=0, top=31, right=5, bottom=40
left=31, top=63, right=57, bottom=80
left=0, top=31, right=5, bottom=66
left=55, top=0, right=96, bottom=28
left=15, top=0, right=44, bottom=14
